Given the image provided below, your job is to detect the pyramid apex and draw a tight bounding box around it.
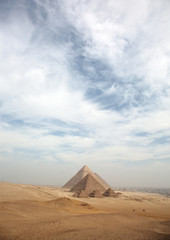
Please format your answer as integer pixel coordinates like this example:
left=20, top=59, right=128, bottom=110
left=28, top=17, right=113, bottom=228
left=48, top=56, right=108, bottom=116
left=63, top=165, right=92, bottom=188
left=82, top=165, right=91, bottom=171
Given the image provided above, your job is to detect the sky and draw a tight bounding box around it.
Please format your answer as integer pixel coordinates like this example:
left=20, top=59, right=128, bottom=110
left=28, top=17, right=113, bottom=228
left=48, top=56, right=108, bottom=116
left=0, top=0, right=170, bottom=188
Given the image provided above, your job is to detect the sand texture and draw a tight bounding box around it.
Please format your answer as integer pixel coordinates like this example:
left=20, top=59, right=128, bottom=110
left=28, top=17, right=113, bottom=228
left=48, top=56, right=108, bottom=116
left=0, top=181, right=170, bottom=240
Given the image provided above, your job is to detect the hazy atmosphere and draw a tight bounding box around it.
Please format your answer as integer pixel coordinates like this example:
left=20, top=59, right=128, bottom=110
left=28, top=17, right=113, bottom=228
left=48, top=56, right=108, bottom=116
left=0, top=0, right=170, bottom=187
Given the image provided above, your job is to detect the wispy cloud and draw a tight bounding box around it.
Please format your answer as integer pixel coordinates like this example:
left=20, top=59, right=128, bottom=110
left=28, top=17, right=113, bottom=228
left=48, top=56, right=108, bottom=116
left=0, top=0, right=170, bottom=186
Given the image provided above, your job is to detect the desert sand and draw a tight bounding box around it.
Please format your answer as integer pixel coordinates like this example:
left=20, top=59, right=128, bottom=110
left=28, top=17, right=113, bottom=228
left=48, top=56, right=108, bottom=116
left=0, top=181, right=170, bottom=240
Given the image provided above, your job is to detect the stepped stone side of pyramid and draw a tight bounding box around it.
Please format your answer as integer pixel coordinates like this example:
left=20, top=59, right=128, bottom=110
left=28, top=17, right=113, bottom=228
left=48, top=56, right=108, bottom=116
left=71, top=173, right=106, bottom=194
left=94, top=173, right=110, bottom=190
left=63, top=165, right=92, bottom=188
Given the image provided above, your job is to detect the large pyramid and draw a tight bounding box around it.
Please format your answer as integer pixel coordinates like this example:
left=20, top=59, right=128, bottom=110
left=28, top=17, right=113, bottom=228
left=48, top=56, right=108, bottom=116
left=71, top=173, right=106, bottom=194
left=63, top=165, right=92, bottom=188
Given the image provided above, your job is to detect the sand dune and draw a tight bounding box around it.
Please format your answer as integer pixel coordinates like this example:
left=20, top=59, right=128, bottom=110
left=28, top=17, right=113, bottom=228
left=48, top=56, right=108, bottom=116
left=0, top=181, right=72, bottom=202
left=0, top=181, right=170, bottom=240
left=38, top=197, right=98, bottom=213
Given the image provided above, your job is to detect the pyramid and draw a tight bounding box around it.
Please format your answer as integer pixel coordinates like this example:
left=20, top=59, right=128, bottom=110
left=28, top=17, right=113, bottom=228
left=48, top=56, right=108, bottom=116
left=71, top=173, right=106, bottom=194
left=94, top=173, right=110, bottom=190
left=103, top=188, right=120, bottom=198
left=73, top=190, right=89, bottom=198
left=89, top=190, right=103, bottom=198
left=63, top=165, right=109, bottom=190
left=63, top=165, right=92, bottom=188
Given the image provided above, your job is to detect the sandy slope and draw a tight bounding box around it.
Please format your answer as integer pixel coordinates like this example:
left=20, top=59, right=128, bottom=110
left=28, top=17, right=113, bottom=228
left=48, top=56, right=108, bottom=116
left=0, top=181, right=73, bottom=201
left=0, top=181, right=170, bottom=240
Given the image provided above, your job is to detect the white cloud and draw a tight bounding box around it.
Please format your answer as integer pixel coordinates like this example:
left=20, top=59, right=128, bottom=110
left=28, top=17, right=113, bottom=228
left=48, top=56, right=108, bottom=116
left=0, top=0, right=170, bottom=186
left=64, top=0, right=170, bottom=96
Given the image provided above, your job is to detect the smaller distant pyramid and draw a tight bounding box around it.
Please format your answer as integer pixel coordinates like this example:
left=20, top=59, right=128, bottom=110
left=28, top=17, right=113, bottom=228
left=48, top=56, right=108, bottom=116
left=73, top=190, right=89, bottom=198
left=71, top=173, right=106, bottom=194
left=89, top=190, right=103, bottom=198
left=63, top=165, right=92, bottom=189
left=103, top=188, right=120, bottom=198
